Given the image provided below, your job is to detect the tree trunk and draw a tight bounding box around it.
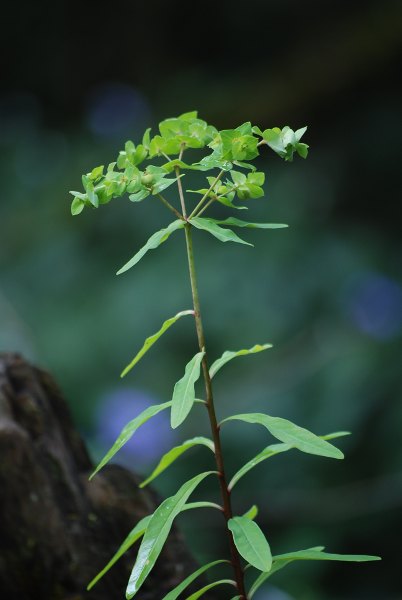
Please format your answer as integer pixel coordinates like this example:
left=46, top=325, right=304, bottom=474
left=0, top=353, right=204, bottom=599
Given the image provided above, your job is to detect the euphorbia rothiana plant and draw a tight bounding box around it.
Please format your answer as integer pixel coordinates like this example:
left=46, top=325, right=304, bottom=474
left=70, top=112, right=380, bottom=599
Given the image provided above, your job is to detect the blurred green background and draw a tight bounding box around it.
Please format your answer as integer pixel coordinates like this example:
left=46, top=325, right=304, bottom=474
left=1, top=1, right=401, bottom=598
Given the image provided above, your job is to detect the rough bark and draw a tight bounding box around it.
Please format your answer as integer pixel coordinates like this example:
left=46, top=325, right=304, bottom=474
left=0, top=353, right=205, bottom=600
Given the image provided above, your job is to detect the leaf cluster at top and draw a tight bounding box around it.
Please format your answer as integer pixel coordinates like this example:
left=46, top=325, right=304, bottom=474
left=69, top=111, right=308, bottom=216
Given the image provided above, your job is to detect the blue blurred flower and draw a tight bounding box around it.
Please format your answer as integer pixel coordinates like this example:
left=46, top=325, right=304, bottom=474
left=347, top=272, right=402, bottom=340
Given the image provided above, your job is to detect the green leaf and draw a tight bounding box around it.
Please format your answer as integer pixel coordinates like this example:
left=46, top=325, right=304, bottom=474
left=229, top=431, right=350, bottom=490
left=243, top=505, right=259, bottom=520
left=126, top=471, right=215, bottom=598
left=229, top=444, right=291, bottom=490
left=90, top=402, right=172, bottom=479
left=151, top=177, right=179, bottom=194
left=321, top=430, right=351, bottom=440
left=162, top=560, right=228, bottom=600
left=213, top=218, right=287, bottom=230
left=249, top=547, right=380, bottom=597
left=140, top=436, right=214, bottom=487
left=117, top=220, right=184, bottom=275
left=87, top=515, right=151, bottom=590
left=121, top=310, right=194, bottom=378
left=182, top=501, right=222, bottom=512
left=249, top=547, right=324, bottom=597
left=88, top=501, right=221, bottom=591
left=70, top=196, right=85, bottom=215
left=89, top=165, right=104, bottom=181
left=210, top=344, right=272, bottom=378
left=273, top=548, right=381, bottom=563
left=228, top=516, right=272, bottom=572
left=221, top=413, right=344, bottom=460
left=231, top=170, right=247, bottom=186
left=162, top=159, right=201, bottom=173
left=129, top=189, right=150, bottom=203
left=185, top=580, right=235, bottom=600
left=189, top=217, right=252, bottom=246
left=216, top=195, right=248, bottom=210
left=171, top=351, right=205, bottom=428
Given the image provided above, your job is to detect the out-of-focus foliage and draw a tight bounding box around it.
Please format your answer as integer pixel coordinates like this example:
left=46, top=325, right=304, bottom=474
left=1, top=0, right=401, bottom=598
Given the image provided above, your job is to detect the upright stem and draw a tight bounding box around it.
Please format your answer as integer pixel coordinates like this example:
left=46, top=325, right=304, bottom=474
left=184, top=223, right=247, bottom=599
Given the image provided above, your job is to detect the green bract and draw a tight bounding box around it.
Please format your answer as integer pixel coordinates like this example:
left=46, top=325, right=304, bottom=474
left=70, top=112, right=380, bottom=599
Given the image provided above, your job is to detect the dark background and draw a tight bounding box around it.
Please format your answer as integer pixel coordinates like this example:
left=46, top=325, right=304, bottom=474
left=1, top=1, right=402, bottom=599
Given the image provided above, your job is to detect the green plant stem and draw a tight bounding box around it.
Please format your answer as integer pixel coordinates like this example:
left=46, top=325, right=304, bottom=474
left=175, top=167, right=187, bottom=217
left=157, top=194, right=184, bottom=220
left=188, top=169, right=225, bottom=219
left=184, top=222, right=248, bottom=599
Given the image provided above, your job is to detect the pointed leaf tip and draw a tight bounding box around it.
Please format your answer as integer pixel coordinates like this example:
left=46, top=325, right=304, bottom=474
left=116, top=220, right=184, bottom=275
left=120, top=310, right=194, bottom=378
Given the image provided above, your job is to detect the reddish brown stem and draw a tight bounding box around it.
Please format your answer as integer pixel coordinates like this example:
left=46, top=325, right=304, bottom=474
left=184, top=223, right=247, bottom=599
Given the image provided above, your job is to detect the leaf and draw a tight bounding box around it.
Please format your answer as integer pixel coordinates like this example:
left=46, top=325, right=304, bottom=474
left=90, top=402, right=172, bottom=479
left=321, top=431, right=351, bottom=441
left=182, top=501, right=222, bottom=512
left=185, top=580, right=235, bottom=599
left=243, top=505, right=258, bottom=520
left=151, top=177, right=179, bottom=194
left=228, top=443, right=291, bottom=490
left=162, top=159, right=201, bottom=173
left=126, top=471, right=215, bottom=598
left=87, top=515, right=151, bottom=590
left=89, top=502, right=222, bottom=591
left=121, top=310, right=194, bottom=378
left=249, top=547, right=380, bottom=597
left=210, top=344, right=272, bottom=378
left=162, top=560, right=228, bottom=600
left=229, top=431, right=351, bottom=490
left=117, top=220, right=184, bottom=275
left=221, top=413, right=344, bottom=460
left=249, top=547, right=324, bottom=597
left=129, top=189, right=150, bottom=203
left=171, top=351, right=205, bottom=428
left=214, top=217, right=287, bottom=229
left=140, top=436, right=214, bottom=487
left=189, top=217, right=252, bottom=246
left=273, top=548, right=381, bottom=563
left=70, top=196, right=85, bottom=215
left=228, top=516, right=272, bottom=572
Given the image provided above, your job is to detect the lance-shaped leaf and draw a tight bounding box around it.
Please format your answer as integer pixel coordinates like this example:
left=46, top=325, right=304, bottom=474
left=249, top=547, right=324, bottom=597
left=171, top=351, right=205, bottom=429
left=121, top=310, right=194, bottom=378
left=162, top=560, right=228, bottom=600
left=210, top=344, right=272, bottom=378
left=229, top=444, right=290, bottom=490
left=273, top=548, right=381, bottom=563
left=221, top=413, right=344, bottom=460
left=229, top=431, right=350, bottom=490
left=189, top=217, right=252, bottom=246
left=213, top=217, right=288, bottom=229
left=228, top=516, right=272, bottom=572
left=126, top=471, right=215, bottom=598
left=87, top=515, right=151, bottom=590
left=140, top=436, right=215, bottom=488
left=89, top=501, right=222, bottom=591
left=117, top=220, right=184, bottom=275
left=185, top=580, right=236, bottom=599
left=90, top=402, right=171, bottom=479
left=249, top=547, right=380, bottom=597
